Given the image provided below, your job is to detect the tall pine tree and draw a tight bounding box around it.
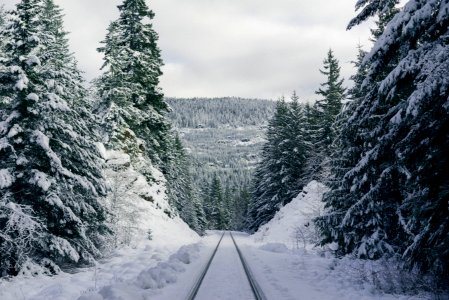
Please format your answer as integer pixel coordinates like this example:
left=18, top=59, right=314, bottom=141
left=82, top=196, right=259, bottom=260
left=309, top=49, right=346, bottom=181
left=0, top=0, right=107, bottom=276
left=248, top=94, right=310, bottom=231
left=317, top=0, right=449, bottom=283
left=96, top=0, right=172, bottom=180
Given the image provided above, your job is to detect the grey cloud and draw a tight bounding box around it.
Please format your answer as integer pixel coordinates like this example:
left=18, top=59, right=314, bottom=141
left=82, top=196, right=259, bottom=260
left=2, top=0, right=373, bottom=100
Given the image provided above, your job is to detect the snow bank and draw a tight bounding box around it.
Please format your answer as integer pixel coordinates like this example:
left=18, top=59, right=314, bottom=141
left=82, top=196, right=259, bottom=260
left=252, top=180, right=328, bottom=248
left=102, top=147, right=198, bottom=248
left=135, top=243, right=200, bottom=289
left=78, top=242, right=202, bottom=300
left=259, top=243, right=289, bottom=253
left=237, top=236, right=431, bottom=300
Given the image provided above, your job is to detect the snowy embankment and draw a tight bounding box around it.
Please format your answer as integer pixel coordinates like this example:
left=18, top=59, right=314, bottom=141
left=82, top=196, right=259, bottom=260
left=245, top=181, right=430, bottom=299
left=252, top=180, right=329, bottom=248
left=0, top=147, right=200, bottom=300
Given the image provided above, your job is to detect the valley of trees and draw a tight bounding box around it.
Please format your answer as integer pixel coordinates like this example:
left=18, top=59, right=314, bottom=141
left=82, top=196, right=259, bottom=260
left=167, top=97, right=275, bottom=231
left=0, top=0, right=448, bottom=292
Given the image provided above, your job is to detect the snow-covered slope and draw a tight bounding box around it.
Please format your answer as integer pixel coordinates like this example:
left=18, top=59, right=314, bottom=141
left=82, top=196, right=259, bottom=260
left=252, top=180, right=328, bottom=247
left=100, top=145, right=199, bottom=247
left=0, top=147, right=199, bottom=300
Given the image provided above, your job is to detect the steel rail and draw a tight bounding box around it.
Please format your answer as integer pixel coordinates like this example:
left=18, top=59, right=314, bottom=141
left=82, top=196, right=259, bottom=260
left=185, top=231, right=226, bottom=300
left=230, top=232, right=268, bottom=300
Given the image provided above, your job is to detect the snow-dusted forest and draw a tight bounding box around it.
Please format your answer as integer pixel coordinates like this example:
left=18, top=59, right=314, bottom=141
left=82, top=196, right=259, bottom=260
left=0, top=0, right=448, bottom=299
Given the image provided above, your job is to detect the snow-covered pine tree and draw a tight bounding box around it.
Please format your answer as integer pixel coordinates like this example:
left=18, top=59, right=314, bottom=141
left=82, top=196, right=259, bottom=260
left=220, top=186, right=232, bottom=230
left=285, top=92, right=311, bottom=191
left=165, top=134, right=199, bottom=231
left=317, top=0, right=449, bottom=282
left=206, top=174, right=224, bottom=229
left=96, top=0, right=172, bottom=180
left=192, top=190, right=207, bottom=234
left=231, top=187, right=250, bottom=230
left=0, top=0, right=107, bottom=276
left=346, top=0, right=399, bottom=30
left=309, top=50, right=346, bottom=181
left=248, top=94, right=310, bottom=231
left=248, top=98, right=289, bottom=231
left=315, top=46, right=370, bottom=250
left=0, top=5, right=10, bottom=107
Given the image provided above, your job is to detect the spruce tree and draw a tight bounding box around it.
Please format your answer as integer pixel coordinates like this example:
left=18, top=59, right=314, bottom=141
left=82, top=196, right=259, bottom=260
left=284, top=92, right=311, bottom=190
left=312, top=50, right=346, bottom=178
left=0, top=5, right=10, bottom=107
left=317, top=0, right=449, bottom=283
left=165, top=134, right=198, bottom=231
left=0, top=0, right=107, bottom=276
left=248, top=94, right=310, bottom=231
left=96, top=0, right=171, bottom=179
left=192, top=190, right=207, bottom=234
left=248, top=98, right=289, bottom=231
left=232, top=187, right=250, bottom=230
left=207, top=175, right=224, bottom=229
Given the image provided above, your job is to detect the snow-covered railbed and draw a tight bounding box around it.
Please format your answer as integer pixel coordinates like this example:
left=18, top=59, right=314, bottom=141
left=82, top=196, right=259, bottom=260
left=194, top=232, right=255, bottom=300
left=234, top=234, right=429, bottom=300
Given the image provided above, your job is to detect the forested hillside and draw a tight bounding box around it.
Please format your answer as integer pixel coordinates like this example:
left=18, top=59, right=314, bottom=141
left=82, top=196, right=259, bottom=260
left=167, top=97, right=276, bottom=128
left=167, top=97, right=276, bottom=230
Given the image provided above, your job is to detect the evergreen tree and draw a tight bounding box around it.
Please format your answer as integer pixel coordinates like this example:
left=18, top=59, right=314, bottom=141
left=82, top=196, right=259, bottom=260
left=96, top=0, right=171, bottom=179
left=165, top=134, right=199, bottom=231
left=232, top=187, right=250, bottom=230
left=248, top=94, right=310, bottom=231
left=347, top=45, right=369, bottom=102
left=192, top=190, right=207, bottom=234
left=312, top=50, right=346, bottom=179
left=206, top=174, right=224, bottom=229
left=284, top=92, right=311, bottom=190
left=220, top=186, right=232, bottom=230
left=315, top=46, right=369, bottom=252
left=347, top=0, right=399, bottom=30
left=0, top=5, right=10, bottom=107
left=248, top=98, right=289, bottom=231
left=317, top=0, right=449, bottom=283
left=0, top=0, right=107, bottom=276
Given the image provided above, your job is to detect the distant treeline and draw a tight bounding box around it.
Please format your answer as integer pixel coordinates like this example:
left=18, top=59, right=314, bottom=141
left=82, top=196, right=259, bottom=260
left=166, top=97, right=276, bottom=128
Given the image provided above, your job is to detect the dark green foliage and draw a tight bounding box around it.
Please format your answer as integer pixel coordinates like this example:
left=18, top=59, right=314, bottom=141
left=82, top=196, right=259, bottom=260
left=165, top=134, right=204, bottom=233
left=204, top=174, right=231, bottom=230
left=96, top=0, right=171, bottom=173
left=347, top=0, right=399, bottom=30
left=231, top=187, right=251, bottom=231
left=317, top=0, right=449, bottom=284
left=0, top=0, right=107, bottom=276
left=248, top=93, right=311, bottom=231
left=310, top=49, right=347, bottom=180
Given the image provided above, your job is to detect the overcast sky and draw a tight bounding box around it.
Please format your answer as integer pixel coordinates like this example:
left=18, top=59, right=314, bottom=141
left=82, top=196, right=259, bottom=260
left=2, top=0, right=374, bottom=100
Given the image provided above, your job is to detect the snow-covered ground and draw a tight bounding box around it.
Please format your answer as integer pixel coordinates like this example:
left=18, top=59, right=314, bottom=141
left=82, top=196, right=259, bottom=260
left=235, top=236, right=428, bottom=300
left=253, top=180, right=328, bottom=248
left=0, top=179, right=433, bottom=300
left=247, top=181, right=431, bottom=299
left=0, top=147, right=200, bottom=300
left=0, top=227, right=200, bottom=300
left=194, top=233, right=254, bottom=300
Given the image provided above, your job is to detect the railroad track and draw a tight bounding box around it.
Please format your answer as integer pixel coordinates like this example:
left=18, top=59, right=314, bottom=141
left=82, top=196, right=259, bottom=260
left=186, top=231, right=267, bottom=300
